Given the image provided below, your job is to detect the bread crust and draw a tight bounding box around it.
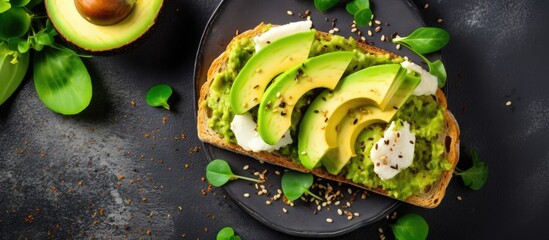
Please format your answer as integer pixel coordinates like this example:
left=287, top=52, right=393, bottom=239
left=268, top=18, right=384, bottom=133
left=197, top=23, right=460, bottom=208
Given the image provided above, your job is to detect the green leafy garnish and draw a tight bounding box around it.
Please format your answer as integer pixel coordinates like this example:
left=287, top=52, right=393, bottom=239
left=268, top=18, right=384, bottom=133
left=390, top=213, right=429, bottom=240
left=455, top=149, right=488, bottom=190
left=281, top=171, right=322, bottom=201
left=216, top=227, right=241, bottom=240
left=0, top=7, right=31, bottom=39
left=392, top=27, right=450, bottom=55
left=392, top=27, right=450, bottom=87
left=313, top=0, right=339, bottom=12
left=1, top=0, right=93, bottom=114
left=345, top=0, right=371, bottom=26
left=33, top=46, right=92, bottom=115
left=0, top=42, right=29, bottom=105
left=312, top=0, right=372, bottom=27
left=146, top=83, right=173, bottom=110
left=206, top=159, right=261, bottom=187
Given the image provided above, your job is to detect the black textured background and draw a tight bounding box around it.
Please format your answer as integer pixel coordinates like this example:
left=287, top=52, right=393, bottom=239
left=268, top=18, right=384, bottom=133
left=1, top=0, right=548, bottom=239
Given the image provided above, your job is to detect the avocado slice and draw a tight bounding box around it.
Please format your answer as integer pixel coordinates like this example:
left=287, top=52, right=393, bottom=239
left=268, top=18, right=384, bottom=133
left=257, top=51, right=354, bottom=145
left=322, top=73, right=421, bottom=175
left=298, top=64, right=408, bottom=170
left=230, top=31, right=315, bottom=115
left=45, top=0, right=163, bottom=53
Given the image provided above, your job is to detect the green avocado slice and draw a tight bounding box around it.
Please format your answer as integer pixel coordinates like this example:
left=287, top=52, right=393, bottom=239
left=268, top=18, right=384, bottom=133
left=257, top=51, right=354, bottom=145
left=230, top=31, right=315, bottom=115
left=298, top=64, right=408, bottom=170
left=322, top=73, right=421, bottom=175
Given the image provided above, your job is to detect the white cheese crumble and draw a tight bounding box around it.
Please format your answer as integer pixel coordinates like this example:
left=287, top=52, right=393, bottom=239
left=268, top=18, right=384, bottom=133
left=370, top=121, right=416, bottom=180
left=254, top=20, right=313, bottom=52
left=401, top=61, right=438, bottom=96
left=230, top=113, right=292, bottom=153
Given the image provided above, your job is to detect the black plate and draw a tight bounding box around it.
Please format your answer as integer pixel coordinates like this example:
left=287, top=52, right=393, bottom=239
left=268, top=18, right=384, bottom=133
left=194, top=0, right=434, bottom=237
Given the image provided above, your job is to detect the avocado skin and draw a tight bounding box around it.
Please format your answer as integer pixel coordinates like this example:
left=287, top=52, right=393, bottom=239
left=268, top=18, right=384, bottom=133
left=45, top=0, right=165, bottom=55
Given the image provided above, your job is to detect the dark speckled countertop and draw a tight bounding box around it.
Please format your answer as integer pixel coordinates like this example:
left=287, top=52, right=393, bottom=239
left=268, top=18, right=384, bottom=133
left=1, top=0, right=548, bottom=239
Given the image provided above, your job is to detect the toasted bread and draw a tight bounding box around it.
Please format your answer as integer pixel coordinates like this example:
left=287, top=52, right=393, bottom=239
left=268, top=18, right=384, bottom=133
left=197, top=23, right=460, bottom=208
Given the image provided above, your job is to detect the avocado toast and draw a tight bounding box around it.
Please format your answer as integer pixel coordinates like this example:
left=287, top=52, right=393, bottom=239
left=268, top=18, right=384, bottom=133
left=197, top=22, right=460, bottom=208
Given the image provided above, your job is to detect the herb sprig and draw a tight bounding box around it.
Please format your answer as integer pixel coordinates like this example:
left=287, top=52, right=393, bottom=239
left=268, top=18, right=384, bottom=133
left=390, top=213, right=429, bottom=240
left=146, top=83, right=173, bottom=110
left=216, top=227, right=241, bottom=240
left=206, top=159, right=262, bottom=187
left=392, top=27, right=450, bottom=87
left=0, top=0, right=92, bottom=114
left=313, top=0, right=372, bottom=26
left=454, top=149, right=488, bottom=190
left=281, top=171, right=322, bottom=201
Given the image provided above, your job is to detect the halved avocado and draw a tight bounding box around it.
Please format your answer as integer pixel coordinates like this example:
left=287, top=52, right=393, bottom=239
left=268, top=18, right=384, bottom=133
left=322, top=73, right=421, bottom=175
left=230, top=31, right=315, bottom=115
left=298, top=64, right=408, bottom=169
left=257, top=51, right=354, bottom=145
left=45, top=0, right=164, bottom=53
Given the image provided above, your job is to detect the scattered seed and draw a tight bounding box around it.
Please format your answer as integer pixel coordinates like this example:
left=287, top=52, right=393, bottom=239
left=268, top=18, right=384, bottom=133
left=457, top=195, right=463, bottom=200
left=354, top=212, right=360, bottom=217
left=282, top=207, right=288, bottom=213
left=329, top=29, right=335, bottom=34
left=243, top=165, right=249, bottom=170
left=243, top=193, right=250, bottom=198
left=326, top=218, right=333, bottom=223
left=378, top=227, right=384, bottom=233
left=506, top=100, right=512, bottom=106
left=287, top=10, right=293, bottom=16
left=351, top=28, right=357, bottom=33
left=396, top=44, right=401, bottom=50
left=333, top=27, right=340, bottom=32
left=367, top=30, right=373, bottom=36
left=266, top=200, right=272, bottom=205
left=374, top=20, right=382, bottom=25
left=424, top=3, right=429, bottom=9
left=437, top=18, right=444, bottom=23
left=375, top=26, right=381, bottom=32
left=337, top=209, right=343, bottom=215
left=381, top=35, right=386, bottom=42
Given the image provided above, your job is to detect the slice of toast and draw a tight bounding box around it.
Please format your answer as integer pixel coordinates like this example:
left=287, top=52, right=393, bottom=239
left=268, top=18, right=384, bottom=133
left=197, top=23, right=460, bottom=208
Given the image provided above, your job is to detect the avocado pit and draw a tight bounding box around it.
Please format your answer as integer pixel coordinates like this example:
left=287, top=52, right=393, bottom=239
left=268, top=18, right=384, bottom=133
left=74, top=0, right=136, bottom=26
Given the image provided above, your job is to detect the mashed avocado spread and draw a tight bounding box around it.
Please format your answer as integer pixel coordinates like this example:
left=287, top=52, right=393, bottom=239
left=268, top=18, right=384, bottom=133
left=205, top=25, right=449, bottom=199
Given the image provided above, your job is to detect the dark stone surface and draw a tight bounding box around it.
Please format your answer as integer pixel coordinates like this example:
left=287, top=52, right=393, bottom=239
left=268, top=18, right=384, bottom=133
left=1, top=0, right=547, bottom=239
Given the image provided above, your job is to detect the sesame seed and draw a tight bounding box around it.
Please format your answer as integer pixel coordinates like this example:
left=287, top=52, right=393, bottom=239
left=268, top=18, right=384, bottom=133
left=437, top=18, right=444, bottom=23
left=375, top=26, right=381, bottom=32
left=347, top=188, right=352, bottom=194
left=282, top=207, right=288, bottom=213
left=317, top=205, right=321, bottom=211
left=424, top=3, right=429, bottom=9
left=396, top=44, right=401, bottom=50
left=346, top=202, right=351, bottom=207
left=243, top=165, right=249, bottom=170
left=275, top=170, right=281, bottom=175
left=287, top=10, right=293, bottom=16
left=347, top=215, right=352, bottom=220
left=506, top=100, right=512, bottom=106
left=381, top=35, right=386, bottom=42
left=354, top=212, right=360, bottom=217
left=367, top=30, right=373, bottom=36
left=335, top=201, right=340, bottom=205
left=329, top=29, right=335, bottom=34
left=326, top=218, right=333, bottom=223
left=337, top=209, right=343, bottom=215
left=378, top=227, right=384, bottom=233
left=243, top=193, right=250, bottom=198
left=276, top=92, right=281, bottom=98
left=457, top=196, right=463, bottom=200
left=360, top=36, right=366, bottom=42
left=266, top=200, right=272, bottom=205
left=375, top=20, right=381, bottom=25
left=333, top=27, right=340, bottom=32
left=351, top=28, right=357, bottom=33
